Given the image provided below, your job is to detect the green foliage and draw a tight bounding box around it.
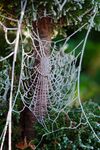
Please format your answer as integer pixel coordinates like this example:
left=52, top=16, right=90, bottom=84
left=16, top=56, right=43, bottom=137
left=0, top=0, right=100, bottom=30
left=31, top=101, right=100, bottom=150
left=0, top=30, right=9, bottom=57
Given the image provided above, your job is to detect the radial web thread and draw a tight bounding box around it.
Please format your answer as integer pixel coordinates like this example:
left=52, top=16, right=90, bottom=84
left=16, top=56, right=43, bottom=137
left=0, top=2, right=99, bottom=149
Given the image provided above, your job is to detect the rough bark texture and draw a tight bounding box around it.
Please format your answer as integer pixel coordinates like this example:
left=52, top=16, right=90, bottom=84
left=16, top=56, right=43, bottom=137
left=19, top=107, right=36, bottom=141
left=31, top=17, right=53, bottom=121
left=32, top=16, right=53, bottom=55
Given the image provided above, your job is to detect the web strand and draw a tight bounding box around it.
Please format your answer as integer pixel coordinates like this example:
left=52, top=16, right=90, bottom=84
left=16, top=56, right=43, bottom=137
left=0, top=2, right=99, bottom=149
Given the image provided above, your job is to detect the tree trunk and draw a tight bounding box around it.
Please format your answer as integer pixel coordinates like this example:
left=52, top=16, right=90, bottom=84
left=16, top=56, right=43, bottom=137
left=31, top=17, right=53, bottom=121
left=16, top=16, right=53, bottom=149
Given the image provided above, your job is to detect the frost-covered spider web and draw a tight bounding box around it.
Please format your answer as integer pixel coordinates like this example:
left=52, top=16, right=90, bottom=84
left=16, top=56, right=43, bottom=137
left=0, top=1, right=99, bottom=150
left=20, top=40, right=80, bottom=122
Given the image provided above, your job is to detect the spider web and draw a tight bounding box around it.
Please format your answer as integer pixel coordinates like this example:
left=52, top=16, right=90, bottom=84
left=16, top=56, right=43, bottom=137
left=0, top=1, right=99, bottom=150
left=19, top=41, right=79, bottom=121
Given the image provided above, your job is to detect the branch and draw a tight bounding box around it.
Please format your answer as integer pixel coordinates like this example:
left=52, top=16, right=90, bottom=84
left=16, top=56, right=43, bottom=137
left=0, top=1, right=27, bottom=150
left=0, top=52, right=14, bottom=62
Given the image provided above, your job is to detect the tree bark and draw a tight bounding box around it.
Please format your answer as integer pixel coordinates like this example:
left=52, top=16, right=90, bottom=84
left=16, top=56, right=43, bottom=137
left=16, top=16, right=53, bottom=149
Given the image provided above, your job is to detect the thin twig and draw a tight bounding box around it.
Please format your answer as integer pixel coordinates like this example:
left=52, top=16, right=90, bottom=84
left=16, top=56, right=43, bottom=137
left=77, top=3, right=100, bottom=142
left=0, top=52, right=14, bottom=62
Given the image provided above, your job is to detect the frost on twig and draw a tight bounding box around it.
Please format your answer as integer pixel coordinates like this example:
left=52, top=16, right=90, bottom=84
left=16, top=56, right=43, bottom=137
left=0, top=1, right=27, bottom=150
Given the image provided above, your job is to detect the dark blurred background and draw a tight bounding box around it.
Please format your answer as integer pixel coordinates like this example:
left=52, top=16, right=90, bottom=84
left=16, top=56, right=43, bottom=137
left=67, top=29, right=100, bottom=104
